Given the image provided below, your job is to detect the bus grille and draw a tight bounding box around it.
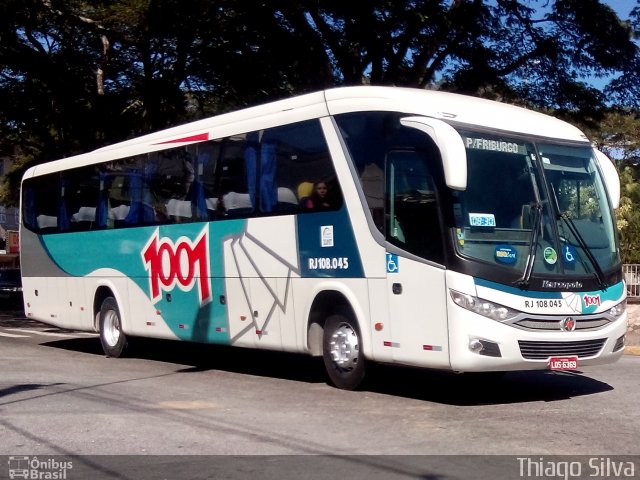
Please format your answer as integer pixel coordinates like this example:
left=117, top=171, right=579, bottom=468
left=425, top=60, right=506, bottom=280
left=518, top=339, right=606, bottom=360
left=513, top=317, right=610, bottom=331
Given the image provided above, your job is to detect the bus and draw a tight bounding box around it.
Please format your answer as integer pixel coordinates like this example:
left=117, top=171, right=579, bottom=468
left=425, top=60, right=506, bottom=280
left=20, top=86, right=627, bottom=390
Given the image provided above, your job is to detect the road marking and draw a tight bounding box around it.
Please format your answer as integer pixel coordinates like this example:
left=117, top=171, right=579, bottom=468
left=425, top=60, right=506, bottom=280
left=153, top=400, right=219, bottom=410
left=6, top=328, right=79, bottom=338
left=0, top=331, right=29, bottom=338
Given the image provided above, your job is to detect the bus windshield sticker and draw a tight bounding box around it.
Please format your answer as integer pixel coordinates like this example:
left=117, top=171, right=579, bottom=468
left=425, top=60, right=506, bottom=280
left=543, top=246, right=558, bottom=265
left=563, top=244, right=577, bottom=264
left=469, top=213, right=496, bottom=227
left=321, top=225, right=334, bottom=247
left=456, top=228, right=465, bottom=246
left=463, top=137, right=527, bottom=155
left=495, top=245, right=517, bottom=264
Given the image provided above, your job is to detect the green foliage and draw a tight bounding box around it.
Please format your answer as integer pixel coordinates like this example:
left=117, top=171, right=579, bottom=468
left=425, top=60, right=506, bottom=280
left=617, top=167, right=640, bottom=263
left=580, top=109, right=640, bottom=263
left=1, top=0, right=640, bottom=215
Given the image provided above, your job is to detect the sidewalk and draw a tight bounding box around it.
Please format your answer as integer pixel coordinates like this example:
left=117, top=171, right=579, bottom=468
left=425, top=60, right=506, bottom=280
left=625, top=302, right=640, bottom=355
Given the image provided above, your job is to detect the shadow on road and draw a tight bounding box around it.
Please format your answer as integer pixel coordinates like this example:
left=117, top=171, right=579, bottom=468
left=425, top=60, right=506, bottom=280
left=364, top=363, right=613, bottom=405
left=39, top=333, right=614, bottom=406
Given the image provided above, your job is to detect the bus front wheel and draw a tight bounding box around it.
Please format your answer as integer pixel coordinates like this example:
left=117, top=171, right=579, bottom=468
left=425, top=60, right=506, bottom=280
left=322, top=314, right=366, bottom=390
left=99, top=297, right=128, bottom=357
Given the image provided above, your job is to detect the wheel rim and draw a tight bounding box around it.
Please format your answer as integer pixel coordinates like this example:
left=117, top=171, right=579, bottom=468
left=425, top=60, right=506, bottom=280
left=328, top=323, right=359, bottom=372
left=103, top=310, right=121, bottom=347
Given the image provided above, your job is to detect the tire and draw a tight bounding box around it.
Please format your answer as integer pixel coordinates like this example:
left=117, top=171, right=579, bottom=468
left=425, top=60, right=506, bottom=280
left=99, top=296, right=128, bottom=357
left=322, top=313, right=367, bottom=390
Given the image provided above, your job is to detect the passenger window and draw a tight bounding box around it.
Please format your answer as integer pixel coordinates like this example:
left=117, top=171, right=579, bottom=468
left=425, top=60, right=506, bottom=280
left=209, top=120, right=339, bottom=219
left=23, top=174, right=60, bottom=233
left=147, top=149, right=196, bottom=222
left=214, top=135, right=254, bottom=218
left=22, top=120, right=340, bottom=234
left=64, top=167, right=100, bottom=231
left=261, top=120, right=340, bottom=215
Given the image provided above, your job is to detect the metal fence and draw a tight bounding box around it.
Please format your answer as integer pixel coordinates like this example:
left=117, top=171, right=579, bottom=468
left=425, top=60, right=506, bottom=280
left=623, top=264, right=640, bottom=299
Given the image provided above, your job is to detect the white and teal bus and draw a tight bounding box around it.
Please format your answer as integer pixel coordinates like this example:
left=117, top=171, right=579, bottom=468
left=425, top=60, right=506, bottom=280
left=20, top=86, right=627, bottom=389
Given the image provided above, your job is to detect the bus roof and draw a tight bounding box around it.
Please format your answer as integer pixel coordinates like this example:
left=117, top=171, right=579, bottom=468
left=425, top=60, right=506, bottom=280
left=25, top=86, right=589, bottom=178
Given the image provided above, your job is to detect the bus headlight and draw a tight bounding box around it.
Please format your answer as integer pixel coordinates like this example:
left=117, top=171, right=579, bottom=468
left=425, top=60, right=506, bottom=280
left=608, top=299, right=626, bottom=319
left=449, top=289, right=520, bottom=322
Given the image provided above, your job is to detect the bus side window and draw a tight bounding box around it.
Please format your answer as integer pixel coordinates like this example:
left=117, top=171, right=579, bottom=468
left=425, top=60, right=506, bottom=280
left=65, top=166, right=100, bottom=232
left=385, top=149, right=444, bottom=263
left=23, top=175, right=59, bottom=234
left=215, top=136, right=253, bottom=218
left=260, top=120, right=339, bottom=215
left=197, top=140, right=222, bottom=219
left=360, top=163, right=384, bottom=231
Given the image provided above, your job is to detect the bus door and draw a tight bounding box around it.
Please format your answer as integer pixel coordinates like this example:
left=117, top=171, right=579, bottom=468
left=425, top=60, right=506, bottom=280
left=383, top=150, right=450, bottom=369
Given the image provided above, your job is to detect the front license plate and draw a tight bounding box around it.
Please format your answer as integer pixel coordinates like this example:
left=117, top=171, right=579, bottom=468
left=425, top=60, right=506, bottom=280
left=549, top=356, right=578, bottom=370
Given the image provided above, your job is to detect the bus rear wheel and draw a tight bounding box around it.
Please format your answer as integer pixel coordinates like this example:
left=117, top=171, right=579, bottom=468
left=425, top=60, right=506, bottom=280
left=99, top=297, right=128, bottom=357
left=322, top=314, right=366, bottom=390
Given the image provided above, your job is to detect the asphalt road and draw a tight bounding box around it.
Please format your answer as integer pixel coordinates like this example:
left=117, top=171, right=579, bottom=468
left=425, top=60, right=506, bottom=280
left=1, top=311, right=639, bottom=479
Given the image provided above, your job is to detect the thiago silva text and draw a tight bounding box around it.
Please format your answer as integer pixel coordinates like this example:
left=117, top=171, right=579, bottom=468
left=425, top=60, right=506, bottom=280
left=518, top=457, right=635, bottom=479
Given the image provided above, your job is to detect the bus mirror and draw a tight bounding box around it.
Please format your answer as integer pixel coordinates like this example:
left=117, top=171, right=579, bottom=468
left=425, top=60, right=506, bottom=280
left=400, top=116, right=467, bottom=190
left=594, top=150, right=620, bottom=209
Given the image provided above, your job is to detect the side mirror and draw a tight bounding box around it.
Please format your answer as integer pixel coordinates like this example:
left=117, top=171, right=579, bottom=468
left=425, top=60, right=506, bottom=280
left=594, top=150, right=620, bottom=209
left=400, top=116, right=467, bottom=190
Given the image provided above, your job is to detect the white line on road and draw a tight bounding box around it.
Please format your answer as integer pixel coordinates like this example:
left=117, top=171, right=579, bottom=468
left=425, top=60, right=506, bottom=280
left=0, top=331, right=29, bottom=338
left=5, top=328, right=79, bottom=338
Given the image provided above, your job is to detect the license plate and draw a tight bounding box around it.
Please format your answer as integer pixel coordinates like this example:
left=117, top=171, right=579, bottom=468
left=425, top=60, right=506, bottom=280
left=549, top=356, right=578, bottom=370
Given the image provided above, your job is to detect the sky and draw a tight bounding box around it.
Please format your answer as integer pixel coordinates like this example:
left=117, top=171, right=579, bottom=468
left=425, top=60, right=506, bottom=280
left=603, top=0, right=637, bottom=17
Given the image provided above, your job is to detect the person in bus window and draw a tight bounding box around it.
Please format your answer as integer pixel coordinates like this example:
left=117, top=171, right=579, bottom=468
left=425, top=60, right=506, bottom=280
left=303, top=181, right=331, bottom=210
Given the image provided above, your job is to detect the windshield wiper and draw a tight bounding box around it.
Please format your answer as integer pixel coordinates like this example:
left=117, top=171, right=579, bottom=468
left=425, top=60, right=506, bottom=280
left=548, top=184, right=608, bottom=290
left=515, top=201, right=543, bottom=289
left=558, top=212, right=608, bottom=290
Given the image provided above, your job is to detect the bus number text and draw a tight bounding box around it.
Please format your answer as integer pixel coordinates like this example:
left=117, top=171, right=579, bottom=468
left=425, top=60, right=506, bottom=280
left=524, top=299, right=563, bottom=309
left=308, top=257, right=349, bottom=270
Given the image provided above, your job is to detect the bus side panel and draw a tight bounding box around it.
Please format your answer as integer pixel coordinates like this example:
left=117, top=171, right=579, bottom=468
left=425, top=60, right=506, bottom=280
left=87, top=270, right=180, bottom=340
left=292, top=277, right=372, bottom=357
left=65, top=276, right=89, bottom=330
left=22, top=277, right=67, bottom=328
left=222, top=216, right=300, bottom=351
left=223, top=235, right=256, bottom=348
left=385, top=257, right=450, bottom=369
left=367, top=278, right=394, bottom=363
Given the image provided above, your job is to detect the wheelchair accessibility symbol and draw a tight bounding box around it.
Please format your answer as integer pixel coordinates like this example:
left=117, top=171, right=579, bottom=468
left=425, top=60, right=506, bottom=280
left=386, top=253, right=399, bottom=273
left=564, top=245, right=577, bottom=264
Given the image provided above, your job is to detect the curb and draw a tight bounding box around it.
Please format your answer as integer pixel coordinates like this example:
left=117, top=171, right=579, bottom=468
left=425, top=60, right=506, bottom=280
left=624, top=346, right=640, bottom=356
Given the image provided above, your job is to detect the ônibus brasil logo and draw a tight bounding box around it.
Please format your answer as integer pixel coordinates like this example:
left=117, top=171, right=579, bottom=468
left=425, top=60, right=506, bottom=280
left=142, top=226, right=211, bottom=305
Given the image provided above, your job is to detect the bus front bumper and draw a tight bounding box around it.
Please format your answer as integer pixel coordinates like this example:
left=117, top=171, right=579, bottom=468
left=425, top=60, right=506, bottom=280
left=447, top=309, right=628, bottom=373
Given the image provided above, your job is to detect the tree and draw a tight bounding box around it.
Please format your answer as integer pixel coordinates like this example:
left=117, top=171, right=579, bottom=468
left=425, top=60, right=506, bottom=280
left=585, top=110, right=640, bottom=263
left=1, top=0, right=640, bottom=205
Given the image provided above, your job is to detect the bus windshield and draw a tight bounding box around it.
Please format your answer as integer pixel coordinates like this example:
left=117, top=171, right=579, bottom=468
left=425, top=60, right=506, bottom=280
left=452, top=132, right=619, bottom=281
